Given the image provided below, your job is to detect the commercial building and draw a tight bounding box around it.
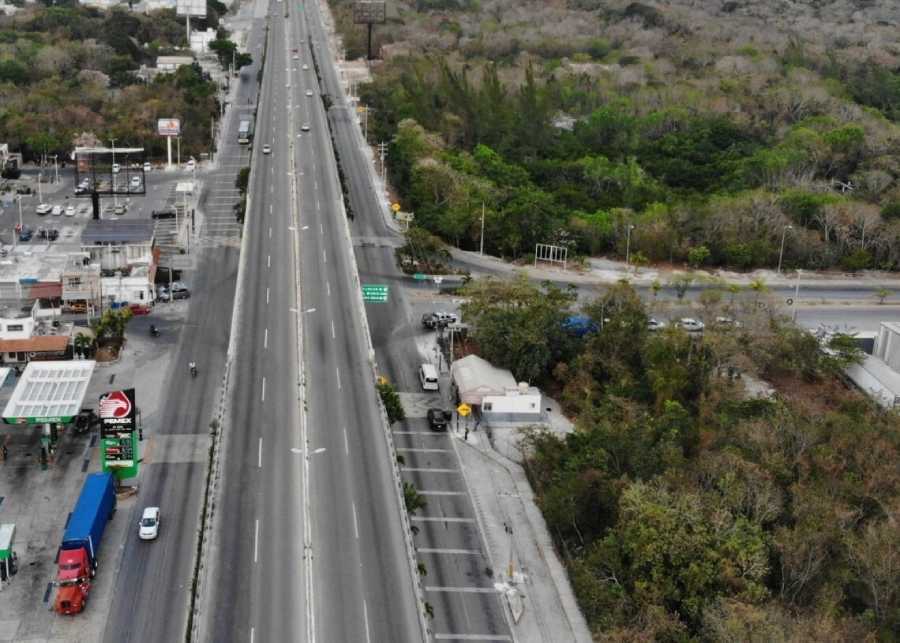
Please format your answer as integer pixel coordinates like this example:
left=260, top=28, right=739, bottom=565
left=0, top=301, right=73, bottom=365
left=450, top=355, right=544, bottom=423
left=155, top=56, right=195, bottom=74
left=81, top=221, right=158, bottom=311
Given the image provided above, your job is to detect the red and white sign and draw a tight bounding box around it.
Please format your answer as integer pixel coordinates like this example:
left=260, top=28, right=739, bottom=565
left=99, top=388, right=136, bottom=437
left=157, top=118, right=181, bottom=137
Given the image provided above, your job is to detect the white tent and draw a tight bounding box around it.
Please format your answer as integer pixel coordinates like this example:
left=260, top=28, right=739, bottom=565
left=450, top=354, right=517, bottom=406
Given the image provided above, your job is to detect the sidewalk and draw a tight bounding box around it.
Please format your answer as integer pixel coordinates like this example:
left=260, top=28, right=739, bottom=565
left=453, top=430, right=592, bottom=643
left=451, top=247, right=900, bottom=293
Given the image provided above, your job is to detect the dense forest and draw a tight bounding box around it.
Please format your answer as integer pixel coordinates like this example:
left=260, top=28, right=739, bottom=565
left=0, top=1, right=236, bottom=160
left=460, top=276, right=900, bottom=640
left=331, top=0, right=900, bottom=271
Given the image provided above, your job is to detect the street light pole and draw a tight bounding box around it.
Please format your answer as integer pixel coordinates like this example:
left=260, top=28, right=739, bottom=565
left=110, top=138, right=118, bottom=208
left=778, top=224, right=793, bottom=273
left=479, top=201, right=485, bottom=256
left=16, top=194, right=23, bottom=231
left=792, top=268, right=801, bottom=322
left=625, top=224, right=635, bottom=266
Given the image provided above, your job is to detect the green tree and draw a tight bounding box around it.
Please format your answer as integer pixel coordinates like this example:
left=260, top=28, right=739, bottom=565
left=688, top=245, right=711, bottom=268
left=376, top=381, right=406, bottom=424
left=461, top=275, right=576, bottom=383
left=876, top=288, right=891, bottom=304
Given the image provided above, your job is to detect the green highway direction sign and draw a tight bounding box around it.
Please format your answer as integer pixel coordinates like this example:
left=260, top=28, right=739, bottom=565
left=362, top=284, right=389, bottom=303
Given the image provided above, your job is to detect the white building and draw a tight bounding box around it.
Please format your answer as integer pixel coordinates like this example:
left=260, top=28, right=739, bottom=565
left=156, top=56, right=194, bottom=74
left=78, top=0, right=122, bottom=8
left=875, top=322, right=900, bottom=372
left=482, top=382, right=544, bottom=423
left=0, top=302, right=72, bottom=365
left=190, top=28, right=217, bottom=54
left=145, top=0, right=176, bottom=9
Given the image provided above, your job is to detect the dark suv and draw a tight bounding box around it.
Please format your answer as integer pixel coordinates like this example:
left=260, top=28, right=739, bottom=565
left=427, top=408, right=452, bottom=432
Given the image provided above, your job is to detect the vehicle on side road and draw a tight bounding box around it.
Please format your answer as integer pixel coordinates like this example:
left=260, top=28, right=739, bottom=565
left=422, top=311, right=458, bottom=329
left=138, top=507, right=160, bottom=540
left=65, top=205, right=76, bottom=217
left=18, top=227, right=33, bottom=242
left=114, top=204, right=127, bottom=216
left=238, top=118, right=255, bottom=144
left=143, top=161, right=151, bottom=172
left=35, top=203, right=51, bottom=215
left=647, top=318, right=666, bottom=331
left=55, top=472, right=116, bottom=615
left=677, top=318, right=705, bottom=332
left=51, top=205, right=63, bottom=216
left=112, top=163, right=120, bottom=174
left=419, top=363, right=439, bottom=391
left=427, top=408, right=451, bottom=432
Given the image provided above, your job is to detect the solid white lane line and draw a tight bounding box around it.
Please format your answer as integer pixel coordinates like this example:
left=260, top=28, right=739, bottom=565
left=343, top=427, right=349, bottom=455
left=396, top=447, right=452, bottom=453
left=336, top=366, right=341, bottom=390
left=419, top=548, right=482, bottom=555
left=363, top=599, right=371, bottom=643
left=433, top=635, right=511, bottom=641
left=254, top=519, right=259, bottom=563
left=261, top=377, right=266, bottom=402
left=331, top=319, right=335, bottom=339
left=352, top=501, right=359, bottom=540
left=401, top=467, right=460, bottom=473
left=258, top=438, right=262, bottom=468
left=392, top=431, right=448, bottom=436
left=266, top=287, right=270, bottom=304
left=425, top=586, right=499, bottom=593
left=412, top=517, right=476, bottom=523
left=264, top=328, right=268, bottom=349
left=419, top=490, right=466, bottom=496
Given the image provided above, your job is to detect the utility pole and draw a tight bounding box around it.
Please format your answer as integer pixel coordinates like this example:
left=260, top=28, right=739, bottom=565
left=792, top=269, right=801, bottom=322
left=110, top=138, right=118, bottom=208
left=51, top=155, right=59, bottom=184
left=777, top=224, right=792, bottom=273
left=625, top=224, right=635, bottom=266
left=16, top=194, right=23, bottom=232
left=378, top=142, right=388, bottom=186
left=362, top=106, right=368, bottom=141
left=176, top=137, right=181, bottom=167
left=480, top=202, right=485, bottom=256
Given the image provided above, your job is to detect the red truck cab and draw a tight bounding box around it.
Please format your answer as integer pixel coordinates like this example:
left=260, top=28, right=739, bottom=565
left=55, top=549, right=92, bottom=614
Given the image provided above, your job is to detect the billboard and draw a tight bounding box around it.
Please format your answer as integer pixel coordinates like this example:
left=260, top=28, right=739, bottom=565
left=353, top=1, right=386, bottom=24
left=99, top=388, right=136, bottom=438
left=158, top=118, right=181, bottom=137
left=176, top=0, right=206, bottom=17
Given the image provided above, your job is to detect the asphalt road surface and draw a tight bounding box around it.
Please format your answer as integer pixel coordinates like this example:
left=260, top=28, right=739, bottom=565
left=302, top=0, right=512, bottom=638
left=100, top=18, right=265, bottom=643
left=202, top=2, right=421, bottom=642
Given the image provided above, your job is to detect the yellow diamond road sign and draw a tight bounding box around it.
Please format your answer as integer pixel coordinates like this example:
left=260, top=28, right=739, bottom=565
left=457, top=403, right=471, bottom=417
left=391, top=203, right=401, bottom=212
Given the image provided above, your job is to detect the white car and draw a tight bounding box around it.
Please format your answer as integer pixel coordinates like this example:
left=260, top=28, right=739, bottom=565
left=35, top=203, right=52, bottom=215
left=301, top=124, right=310, bottom=132
left=138, top=507, right=160, bottom=540
left=130, top=176, right=141, bottom=187
left=51, top=205, right=63, bottom=216
left=112, top=163, right=120, bottom=174
left=143, top=161, right=152, bottom=172
left=262, top=144, right=271, bottom=154
left=306, top=89, right=313, bottom=97
left=677, top=318, right=705, bottom=332
left=302, top=64, right=309, bottom=70
left=64, top=205, right=76, bottom=217
left=647, top=318, right=666, bottom=331
left=292, top=54, right=299, bottom=60
left=186, top=158, right=195, bottom=171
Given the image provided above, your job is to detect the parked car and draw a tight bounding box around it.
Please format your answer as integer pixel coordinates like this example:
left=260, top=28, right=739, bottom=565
left=65, top=205, right=76, bottom=217
left=186, top=159, right=195, bottom=171
left=677, top=317, right=705, bottom=332
left=427, top=408, right=452, bottom=432
left=35, top=203, right=51, bottom=215
left=112, top=163, right=120, bottom=174
left=143, top=161, right=151, bottom=172
left=422, top=311, right=459, bottom=330
left=714, top=316, right=742, bottom=328
left=647, top=317, right=666, bottom=331
left=171, top=282, right=190, bottom=300
left=37, top=228, right=59, bottom=241
left=51, top=205, right=63, bottom=216
left=18, top=227, right=33, bottom=242
left=130, top=176, right=141, bottom=188
left=138, top=507, right=160, bottom=540
left=78, top=204, right=90, bottom=215
left=114, top=204, right=127, bottom=215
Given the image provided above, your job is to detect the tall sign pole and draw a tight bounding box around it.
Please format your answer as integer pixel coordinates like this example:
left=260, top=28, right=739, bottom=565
left=352, top=2, right=386, bottom=61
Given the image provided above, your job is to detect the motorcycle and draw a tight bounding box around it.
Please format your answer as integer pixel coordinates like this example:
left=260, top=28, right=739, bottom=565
left=150, top=325, right=160, bottom=337
left=190, top=363, right=198, bottom=378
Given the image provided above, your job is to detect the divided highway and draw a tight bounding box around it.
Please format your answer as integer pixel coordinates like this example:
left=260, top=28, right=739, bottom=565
left=200, top=1, right=422, bottom=641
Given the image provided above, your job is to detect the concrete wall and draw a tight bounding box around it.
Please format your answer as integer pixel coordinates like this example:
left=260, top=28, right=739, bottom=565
left=876, top=322, right=900, bottom=372
left=482, top=391, right=543, bottom=423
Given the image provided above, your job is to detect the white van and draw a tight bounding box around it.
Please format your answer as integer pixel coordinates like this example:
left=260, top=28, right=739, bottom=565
left=419, top=363, right=439, bottom=391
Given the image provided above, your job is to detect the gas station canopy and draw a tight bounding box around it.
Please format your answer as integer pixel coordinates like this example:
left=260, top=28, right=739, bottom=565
left=2, top=361, right=96, bottom=424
